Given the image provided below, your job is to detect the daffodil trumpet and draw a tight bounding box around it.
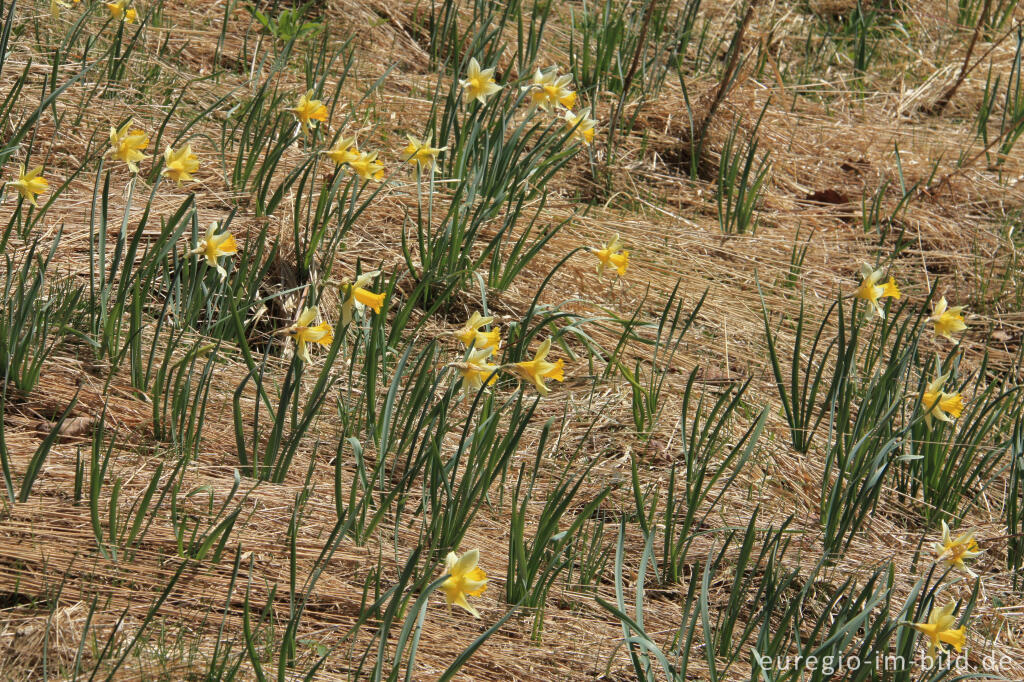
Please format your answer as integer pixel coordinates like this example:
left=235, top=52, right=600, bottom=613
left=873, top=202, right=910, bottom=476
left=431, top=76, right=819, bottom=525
left=440, top=549, right=488, bottom=618
left=337, top=271, right=386, bottom=326
left=7, top=165, right=49, bottom=208
left=854, top=263, right=900, bottom=318
left=505, top=337, right=564, bottom=395
left=448, top=347, right=502, bottom=400
left=929, top=297, right=967, bottom=343
left=918, top=371, right=965, bottom=430
left=459, top=58, right=502, bottom=107
left=907, top=602, right=967, bottom=663
left=402, top=134, right=447, bottom=172
left=282, top=307, right=334, bottom=364
left=590, top=234, right=629, bottom=277
left=190, top=222, right=237, bottom=280
left=933, top=520, right=982, bottom=577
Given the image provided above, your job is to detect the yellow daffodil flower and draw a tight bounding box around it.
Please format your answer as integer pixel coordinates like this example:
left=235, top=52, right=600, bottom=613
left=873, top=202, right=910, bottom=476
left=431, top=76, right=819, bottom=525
left=454, top=312, right=501, bottom=353
left=106, top=0, right=136, bottom=22
left=161, top=144, right=199, bottom=184
left=473, top=328, right=501, bottom=353
left=291, top=90, right=327, bottom=134
left=440, top=549, right=487, bottom=618
left=921, top=372, right=964, bottom=429
left=324, top=136, right=359, bottom=166
left=509, top=338, right=564, bottom=395
left=454, top=347, right=500, bottom=398
left=106, top=120, right=150, bottom=173
left=459, top=57, right=502, bottom=107
left=911, top=603, right=966, bottom=662
left=590, top=234, right=629, bottom=277
left=524, top=67, right=577, bottom=113
left=190, top=221, right=237, bottom=280
left=402, top=134, right=446, bottom=171
left=285, top=307, right=334, bottom=364
left=933, top=520, right=982, bottom=576
left=323, top=137, right=384, bottom=180
left=564, top=109, right=596, bottom=146
left=348, top=150, right=385, bottom=181
left=929, top=297, right=967, bottom=343
left=7, top=164, right=48, bottom=208
left=340, top=271, right=386, bottom=326
left=854, top=263, right=900, bottom=317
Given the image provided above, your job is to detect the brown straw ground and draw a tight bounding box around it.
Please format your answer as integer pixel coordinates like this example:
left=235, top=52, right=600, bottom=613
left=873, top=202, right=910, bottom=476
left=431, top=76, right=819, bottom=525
left=2, top=0, right=1024, bottom=679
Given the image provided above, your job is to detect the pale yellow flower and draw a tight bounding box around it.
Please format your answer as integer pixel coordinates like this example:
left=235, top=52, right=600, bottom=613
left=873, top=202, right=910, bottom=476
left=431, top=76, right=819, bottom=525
left=402, top=134, right=447, bottom=171
left=291, top=90, right=327, bottom=134
left=348, top=150, right=385, bottom=181
left=106, top=120, right=150, bottom=173
left=929, top=297, right=967, bottom=343
left=190, top=221, right=237, bottom=280
left=161, top=144, right=199, bottom=184
left=340, top=271, right=385, bottom=326
left=563, top=109, right=596, bottom=146
left=921, top=372, right=965, bottom=429
left=509, top=338, right=564, bottom=395
left=459, top=58, right=502, bottom=107
left=454, top=347, right=500, bottom=398
left=7, top=165, right=48, bottom=208
left=911, top=603, right=966, bottom=662
left=854, top=263, right=900, bottom=317
left=590, top=234, right=629, bottom=277
left=933, top=520, right=982, bottom=577
left=454, top=312, right=500, bottom=353
left=106, top=0, right=136, bottom=22
left=523, top=67, right=577, bottom=113
left=286, top=307, right=334, bottom=364
left=440, top=549, right=488, bottom=618
left=324, top=136, right=359, bottom=166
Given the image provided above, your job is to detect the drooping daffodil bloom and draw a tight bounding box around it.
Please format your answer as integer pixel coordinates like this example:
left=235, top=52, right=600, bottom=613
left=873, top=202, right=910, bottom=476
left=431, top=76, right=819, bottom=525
left=323, top=137, right=384, bottom=180
left=911, top=603, right=966, bottom=663
left=590, top=234, right=629, bottom=277
left=7, top=165, right=48, bottom=208
left=454, top=312, right=501, bottom=354
left=402, top=134, right=447, bottom=172
left=921, top=372, right=964, bottom=429
left=190, top=221, right=237, bottom=280
left=106, top=120, right=150, bottom=173
left=454, top=347, right=500, bottom=399
left=340, top=271, right=386, bottom=326
left=459, top=57, right=502, bottom=107
left=524, top=67, right=577, bottom=113
left=161, top=144, right=199, bottom=184
left=348, top=150, right=385, bottom=181
left=509, top=337, right=564, bottom=395
left=564, top=109, right=596, bottom=146
left=933, top=520, right=982, bottom=576
left=285, top=307, right=334, bottom=364
left=854, top=263, right=900, bottom=317
left=440, top=549, right=488, bottom=618
left=106, top=0, right=136, bottom=22
left=929, top=297, right=967, bottom=343
left=324, top=136, right=360, bottom=166
left=290, top=90, right=328, bottom=134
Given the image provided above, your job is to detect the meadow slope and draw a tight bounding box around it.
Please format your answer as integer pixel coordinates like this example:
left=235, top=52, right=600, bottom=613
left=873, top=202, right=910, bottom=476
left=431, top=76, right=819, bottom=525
left=2, top=0, right=1024, bottom=679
